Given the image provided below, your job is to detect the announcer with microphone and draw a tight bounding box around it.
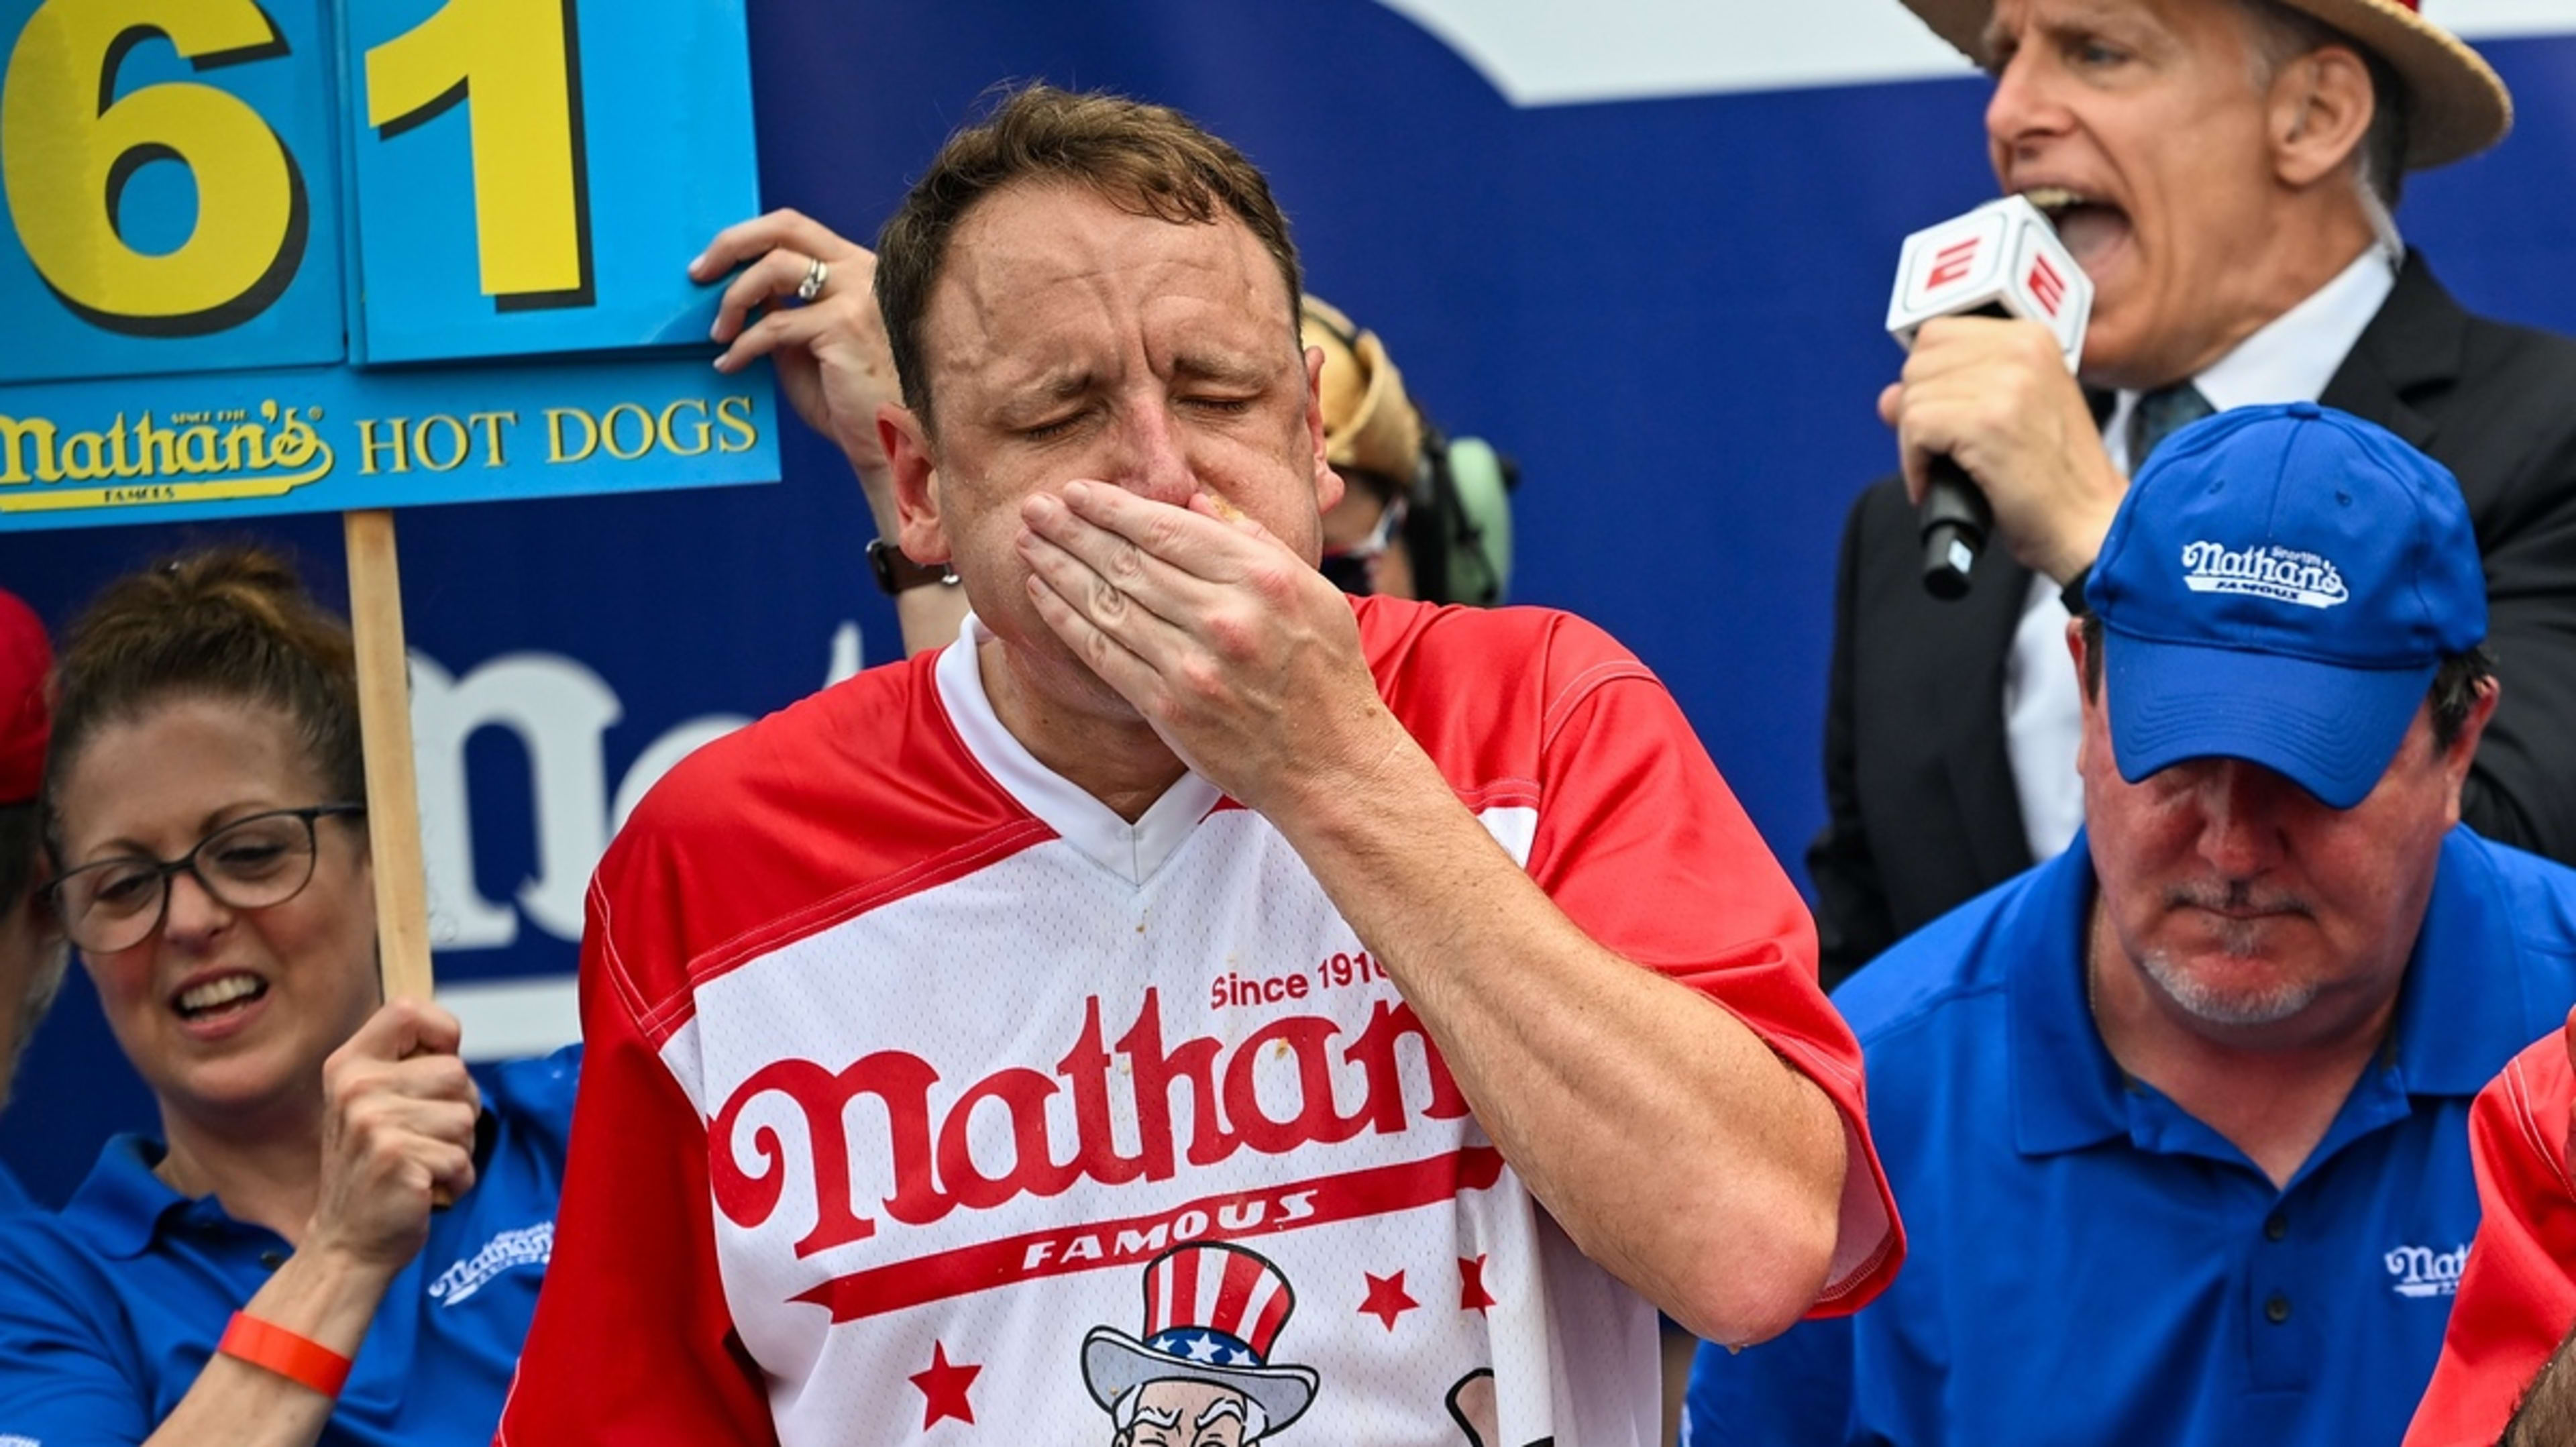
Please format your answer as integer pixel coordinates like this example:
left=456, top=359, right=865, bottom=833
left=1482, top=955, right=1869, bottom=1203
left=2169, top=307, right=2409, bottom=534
left=1811, top=0, right=2576, bottom=983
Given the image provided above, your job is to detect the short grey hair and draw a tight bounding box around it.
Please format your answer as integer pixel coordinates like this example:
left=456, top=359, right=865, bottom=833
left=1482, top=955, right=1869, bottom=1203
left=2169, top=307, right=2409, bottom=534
left=2235, top=0, right=2412, bottom=227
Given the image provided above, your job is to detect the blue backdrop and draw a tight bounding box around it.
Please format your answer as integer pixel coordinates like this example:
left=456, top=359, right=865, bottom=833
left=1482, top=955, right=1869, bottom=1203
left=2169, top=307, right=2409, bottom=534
left=7, top=0, right=2576, bottom=1203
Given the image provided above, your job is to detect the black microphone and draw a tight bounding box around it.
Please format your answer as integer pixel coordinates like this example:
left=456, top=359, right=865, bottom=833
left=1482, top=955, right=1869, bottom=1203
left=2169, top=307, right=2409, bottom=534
left=1884, top=199, right=2093, bottom=599
left=1919, top=453, right=1996, bottom=602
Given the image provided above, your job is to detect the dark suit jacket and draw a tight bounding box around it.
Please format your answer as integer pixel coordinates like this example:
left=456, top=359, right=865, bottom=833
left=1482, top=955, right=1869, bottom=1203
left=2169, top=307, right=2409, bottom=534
left=1811, top=253, right=2576, bottom=984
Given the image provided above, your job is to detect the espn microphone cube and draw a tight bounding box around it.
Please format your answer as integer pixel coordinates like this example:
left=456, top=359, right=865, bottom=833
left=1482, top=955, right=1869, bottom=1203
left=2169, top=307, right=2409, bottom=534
left=1886, top=195, right=2092, bottom=373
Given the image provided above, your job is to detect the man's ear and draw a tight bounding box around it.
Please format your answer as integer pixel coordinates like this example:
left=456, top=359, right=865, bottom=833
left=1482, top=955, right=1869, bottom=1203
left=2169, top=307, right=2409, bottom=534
left=2430, top=674, right=2500, bottom=830
left=880, top=403, right=951, bottom=565
left=2067, top=617, right=2105, bottom=772
left=1305, top=343, right=1343, bottom=515
left=2440, top=676, right=2502, bottom=777
left=2269, top=43, right=2375, bottom=189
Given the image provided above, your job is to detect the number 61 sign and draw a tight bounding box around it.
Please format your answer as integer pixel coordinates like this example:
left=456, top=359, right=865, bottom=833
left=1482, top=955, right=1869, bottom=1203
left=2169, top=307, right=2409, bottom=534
left=0, top=0, right=776, bottom=527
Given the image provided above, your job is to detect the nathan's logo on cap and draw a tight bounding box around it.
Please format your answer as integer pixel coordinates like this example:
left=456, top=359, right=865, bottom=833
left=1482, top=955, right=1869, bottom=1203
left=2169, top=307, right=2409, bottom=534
left=2093, top=403, right=2484, bottom=811
left=2179, top=540, right=2350, bottom=610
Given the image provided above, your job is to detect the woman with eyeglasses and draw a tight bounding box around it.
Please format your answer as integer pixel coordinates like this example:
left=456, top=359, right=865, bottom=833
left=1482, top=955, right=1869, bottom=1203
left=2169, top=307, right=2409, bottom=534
left=0, top=545, right=576, bottom=1447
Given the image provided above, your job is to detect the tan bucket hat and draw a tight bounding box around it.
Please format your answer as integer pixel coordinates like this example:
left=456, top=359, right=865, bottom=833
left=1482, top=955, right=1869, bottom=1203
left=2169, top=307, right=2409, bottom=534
left=1899, top=0, right=2512, bottom=170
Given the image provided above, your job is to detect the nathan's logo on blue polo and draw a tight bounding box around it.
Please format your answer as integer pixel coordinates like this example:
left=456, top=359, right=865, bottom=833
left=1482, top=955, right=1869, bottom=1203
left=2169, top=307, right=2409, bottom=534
left=2179, top=541, right=2350, bottom=609
left=428, top=1221, right=554, bottom=1307
left=2383, top=1242, right=2469, bottom=1299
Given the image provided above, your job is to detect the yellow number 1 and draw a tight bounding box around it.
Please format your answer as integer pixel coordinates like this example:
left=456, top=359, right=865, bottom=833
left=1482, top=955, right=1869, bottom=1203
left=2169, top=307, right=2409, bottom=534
left=1, top=0, right=305, bottom=334
left=367, top=0, right=589, bottom=305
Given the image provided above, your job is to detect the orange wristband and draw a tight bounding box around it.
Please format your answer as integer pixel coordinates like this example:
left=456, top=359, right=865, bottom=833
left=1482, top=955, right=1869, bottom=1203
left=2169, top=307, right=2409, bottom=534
left=217, top=1311, right=352, bottom=1399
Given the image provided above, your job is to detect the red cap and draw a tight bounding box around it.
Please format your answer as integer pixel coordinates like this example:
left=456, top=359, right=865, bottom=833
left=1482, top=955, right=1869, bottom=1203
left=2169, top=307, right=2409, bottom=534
left=0, top=590, right=50, bottom=806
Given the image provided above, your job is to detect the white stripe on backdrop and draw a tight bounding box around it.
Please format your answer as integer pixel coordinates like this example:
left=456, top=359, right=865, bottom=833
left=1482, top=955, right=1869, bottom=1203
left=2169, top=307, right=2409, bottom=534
left=1379, top=0, right=2576, bottom=103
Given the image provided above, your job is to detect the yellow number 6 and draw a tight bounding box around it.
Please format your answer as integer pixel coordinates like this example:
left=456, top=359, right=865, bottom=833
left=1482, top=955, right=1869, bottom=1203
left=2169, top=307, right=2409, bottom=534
left=2, top=0, right=304, bottom=334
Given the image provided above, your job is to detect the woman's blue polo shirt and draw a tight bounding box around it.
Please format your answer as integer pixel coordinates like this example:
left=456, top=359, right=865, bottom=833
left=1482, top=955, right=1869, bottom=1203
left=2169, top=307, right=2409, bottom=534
left=1686, top=828, right=2576, bottom=1447
left=0, top=1046, right=577, bottom=1447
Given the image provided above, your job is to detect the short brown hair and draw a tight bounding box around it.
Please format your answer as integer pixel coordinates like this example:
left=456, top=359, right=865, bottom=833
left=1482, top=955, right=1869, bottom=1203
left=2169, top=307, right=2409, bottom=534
left=46, top=544, right=365, bottom=834
left=875, top=83, right=1301, bottom=428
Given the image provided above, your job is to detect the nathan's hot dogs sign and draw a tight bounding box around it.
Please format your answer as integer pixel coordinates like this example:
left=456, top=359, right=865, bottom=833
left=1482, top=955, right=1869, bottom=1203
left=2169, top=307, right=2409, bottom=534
left=0, top=0, right=773, bottom=522
left=0, top=0, right=772, bottom=1004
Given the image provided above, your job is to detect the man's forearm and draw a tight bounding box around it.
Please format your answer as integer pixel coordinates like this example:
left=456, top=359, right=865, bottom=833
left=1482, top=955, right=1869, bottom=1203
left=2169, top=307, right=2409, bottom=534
left=1272, top=733, right=1849, bottom=1346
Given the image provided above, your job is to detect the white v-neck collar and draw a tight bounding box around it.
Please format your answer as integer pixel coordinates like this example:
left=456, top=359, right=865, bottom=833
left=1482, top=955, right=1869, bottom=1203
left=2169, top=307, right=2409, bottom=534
left=932, top=613, right=1223, bottom=887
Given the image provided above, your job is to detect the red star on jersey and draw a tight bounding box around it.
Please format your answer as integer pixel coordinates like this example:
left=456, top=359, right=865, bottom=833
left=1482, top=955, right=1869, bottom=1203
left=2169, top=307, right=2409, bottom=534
left=1460, top=1254, right=1497, bottom=1313
left=1359, top=1269, right=1420, bottom=1331
left=909, top=1341, right=980, bottom=1428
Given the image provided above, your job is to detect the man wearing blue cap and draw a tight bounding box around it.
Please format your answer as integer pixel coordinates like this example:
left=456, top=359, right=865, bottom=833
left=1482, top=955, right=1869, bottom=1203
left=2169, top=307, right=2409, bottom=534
left=1688, top=403, right=2576, bottom=1446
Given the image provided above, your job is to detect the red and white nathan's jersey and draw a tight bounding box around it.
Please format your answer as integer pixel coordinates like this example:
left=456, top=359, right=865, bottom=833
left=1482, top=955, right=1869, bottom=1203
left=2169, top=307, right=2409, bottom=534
left=499, top=598, right=1897, bottom=1446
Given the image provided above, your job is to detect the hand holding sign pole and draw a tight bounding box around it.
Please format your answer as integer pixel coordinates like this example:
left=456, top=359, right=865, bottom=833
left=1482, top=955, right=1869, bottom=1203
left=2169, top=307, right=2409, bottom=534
left=1884, top=196, right=2092, bottom=599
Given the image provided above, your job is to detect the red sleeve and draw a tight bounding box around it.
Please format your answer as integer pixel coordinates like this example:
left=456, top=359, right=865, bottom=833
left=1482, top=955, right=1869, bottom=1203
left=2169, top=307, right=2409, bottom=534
left=2406, top=1034, right=2576, bottom=1447
left=1519, top=614, right=1902, bottom=1316
left=495, top=864, right=777, bottom=1446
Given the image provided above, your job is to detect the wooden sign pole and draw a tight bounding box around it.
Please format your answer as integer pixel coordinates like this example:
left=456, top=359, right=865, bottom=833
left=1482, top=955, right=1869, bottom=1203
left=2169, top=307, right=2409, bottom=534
left=343, top=508, right=435, bottom=1004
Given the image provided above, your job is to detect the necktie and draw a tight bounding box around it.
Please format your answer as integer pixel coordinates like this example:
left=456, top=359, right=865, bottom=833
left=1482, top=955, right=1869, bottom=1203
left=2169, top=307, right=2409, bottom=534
left=2127, top=382, right=2216, bottom=472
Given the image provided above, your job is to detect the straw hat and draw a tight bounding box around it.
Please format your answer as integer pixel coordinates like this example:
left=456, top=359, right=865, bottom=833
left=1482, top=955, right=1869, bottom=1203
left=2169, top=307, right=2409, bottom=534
left=1898, top=0, right=2511, bottom=169
left=1301, top=296, right=1424, bottom=484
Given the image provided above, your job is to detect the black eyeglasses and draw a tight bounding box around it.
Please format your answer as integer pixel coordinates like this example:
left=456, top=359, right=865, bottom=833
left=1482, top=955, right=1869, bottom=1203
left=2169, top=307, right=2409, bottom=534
left=48, top=804, right=367, bottom=955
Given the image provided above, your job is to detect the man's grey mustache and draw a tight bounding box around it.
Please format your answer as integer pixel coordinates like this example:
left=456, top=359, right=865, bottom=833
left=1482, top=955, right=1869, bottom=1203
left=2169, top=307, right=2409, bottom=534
left=2163, top=880, right=2314, bottom=918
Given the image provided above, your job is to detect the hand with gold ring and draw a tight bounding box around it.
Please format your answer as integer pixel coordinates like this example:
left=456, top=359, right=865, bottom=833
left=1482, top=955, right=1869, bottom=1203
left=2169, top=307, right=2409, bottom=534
left=690, top=211, right=900, bottom=531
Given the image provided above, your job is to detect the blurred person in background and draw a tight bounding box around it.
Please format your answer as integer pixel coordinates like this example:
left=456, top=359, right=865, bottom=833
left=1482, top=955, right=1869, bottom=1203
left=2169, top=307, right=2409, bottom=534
left=0, top=547, right=576, bottom=1447
left=1814, top=0, right=2576, bottom=985
left=1298, top=295, right=1515, bottom=608
left=0, top=587, right=66, bottom=1214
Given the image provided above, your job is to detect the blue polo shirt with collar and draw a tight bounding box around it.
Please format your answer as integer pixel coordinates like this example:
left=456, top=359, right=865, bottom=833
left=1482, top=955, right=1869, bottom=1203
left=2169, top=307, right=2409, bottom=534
left=0, top=1045, right=578, bottom=1447
left=1686, top=826, right=2576, bottom=1447
left=0, top=1161, right=32, bottom=1215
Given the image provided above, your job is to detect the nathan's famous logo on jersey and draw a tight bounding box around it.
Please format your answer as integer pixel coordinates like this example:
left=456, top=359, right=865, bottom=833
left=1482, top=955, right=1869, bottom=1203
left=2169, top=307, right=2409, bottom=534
left=712, top=987, right=1467, bottom=1251
left=2384, top=1242, right=2469, bottom=1299
left=710, top=987, right=1495, bottom=1323
left=2178, top=540, right=2349, bottom=609
left=0, top=404, right=333, bottom=512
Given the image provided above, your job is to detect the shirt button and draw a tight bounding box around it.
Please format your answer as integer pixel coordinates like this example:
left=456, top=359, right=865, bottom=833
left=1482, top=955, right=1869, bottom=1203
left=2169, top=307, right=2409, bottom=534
left=2264, top=1213, right=2288, bottom=1242
left=258, top=1250, right=285, bottom=1270
left=2265, top=1293, right=2292, bottom=1325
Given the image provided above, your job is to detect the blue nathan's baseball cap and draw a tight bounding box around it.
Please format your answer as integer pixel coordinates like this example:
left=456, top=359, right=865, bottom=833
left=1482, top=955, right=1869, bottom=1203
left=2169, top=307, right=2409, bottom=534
left=2084, top=401, right=2485, bottom=809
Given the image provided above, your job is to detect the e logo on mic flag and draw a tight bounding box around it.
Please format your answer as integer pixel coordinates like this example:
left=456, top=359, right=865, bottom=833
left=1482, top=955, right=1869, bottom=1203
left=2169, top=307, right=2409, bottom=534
left=0, top=0, right=775, bottom=530
left=1886, top=195, right=2091, bottom=373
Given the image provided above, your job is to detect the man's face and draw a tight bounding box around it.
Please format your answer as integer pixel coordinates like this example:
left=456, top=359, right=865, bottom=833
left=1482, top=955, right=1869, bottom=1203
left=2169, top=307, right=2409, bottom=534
left=2079, top=651, right=2479, bottom=1040
left=893, top=180, right=1334, bottom=720
left=1984, top=0, right=2306, bottom=388
left=1117, top=1379, right=1255, bottom=1447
